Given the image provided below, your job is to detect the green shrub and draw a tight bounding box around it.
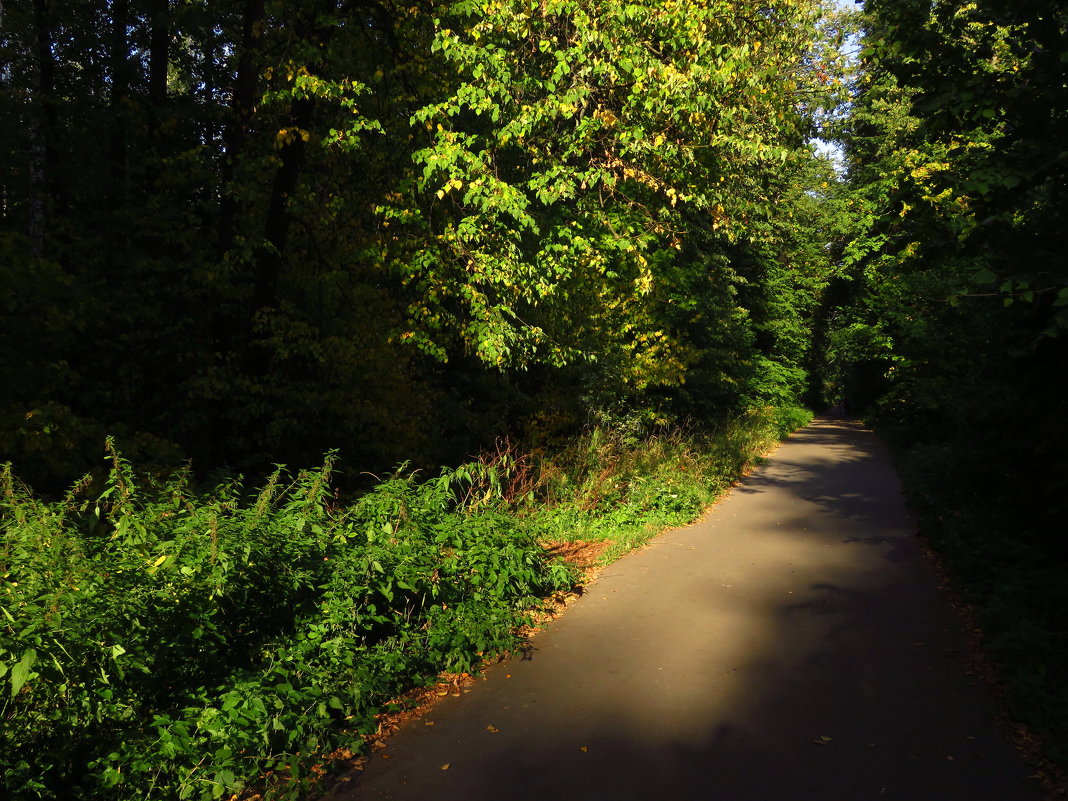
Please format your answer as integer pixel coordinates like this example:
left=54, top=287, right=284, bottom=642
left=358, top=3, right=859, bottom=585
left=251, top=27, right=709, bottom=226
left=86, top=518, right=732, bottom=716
left=0, top=448, right=572, bottom=800
left=890, top=439, right=1068, bottom=770
left=0, top=404, right=804, bottom=800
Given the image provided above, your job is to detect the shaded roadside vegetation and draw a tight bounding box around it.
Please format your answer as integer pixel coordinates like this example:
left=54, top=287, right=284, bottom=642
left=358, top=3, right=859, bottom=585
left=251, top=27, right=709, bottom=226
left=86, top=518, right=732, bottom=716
left=825, top=0, right=1068, bottom=780
left=2, top=448, right=575, bottom=800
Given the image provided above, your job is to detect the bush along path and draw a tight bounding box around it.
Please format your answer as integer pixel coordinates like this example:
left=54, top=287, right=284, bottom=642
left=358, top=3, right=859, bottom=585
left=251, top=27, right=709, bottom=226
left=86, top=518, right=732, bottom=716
left=329, top=415, right=1043, bottom=801
left=0, top=408, right=793, bottom=801
left=0, top=445, right=577, bottom=801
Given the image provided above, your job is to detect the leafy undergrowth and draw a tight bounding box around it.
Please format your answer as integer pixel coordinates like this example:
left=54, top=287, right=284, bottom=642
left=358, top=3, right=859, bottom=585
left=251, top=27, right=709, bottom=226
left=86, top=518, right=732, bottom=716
left=0, top=406, right=803, bottom=801
left=458, top=406, right=801, bottom=564
left=0, top=445, right=574, bottom=801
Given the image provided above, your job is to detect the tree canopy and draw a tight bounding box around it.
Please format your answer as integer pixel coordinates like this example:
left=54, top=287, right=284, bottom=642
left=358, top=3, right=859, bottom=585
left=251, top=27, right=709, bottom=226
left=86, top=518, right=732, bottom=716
left=1, top=0, right=844, bottom=487
left=4, top=0, right=1068, bottom=797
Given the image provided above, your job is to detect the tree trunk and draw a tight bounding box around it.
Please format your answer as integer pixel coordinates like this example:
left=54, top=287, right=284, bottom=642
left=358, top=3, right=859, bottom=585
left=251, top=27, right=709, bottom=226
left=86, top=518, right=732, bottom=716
left=242, top=96, right=315, bottom=378
left=148, top=0, right=169, bottom=105
left=207, top=0, right=267, bottom=462
left=108, top=0, right=130, bottom=212
left=142, top=0, right=170, bottom=196
left=252, top=97, right=315, bottom=315
left=216, top=0, right=266, bottom=259
left=29, top=0, right=60, bottom=259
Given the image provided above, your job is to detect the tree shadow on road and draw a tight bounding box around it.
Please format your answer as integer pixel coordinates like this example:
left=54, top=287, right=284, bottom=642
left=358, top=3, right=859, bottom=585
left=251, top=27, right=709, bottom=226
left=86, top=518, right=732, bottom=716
left=332, top=415, right=1042, bottom=801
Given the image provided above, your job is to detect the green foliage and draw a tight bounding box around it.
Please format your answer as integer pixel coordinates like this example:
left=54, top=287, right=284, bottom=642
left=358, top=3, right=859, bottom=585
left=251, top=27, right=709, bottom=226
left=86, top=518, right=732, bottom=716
left=455, top=405, right=800, bottom=560
left=0, top=449, right=572, bottom=800
left=0, top=0, right=841, bottom=488
left=387, top=0, right=831, bottom=379
left=822, top=0, right=1068, bottom=774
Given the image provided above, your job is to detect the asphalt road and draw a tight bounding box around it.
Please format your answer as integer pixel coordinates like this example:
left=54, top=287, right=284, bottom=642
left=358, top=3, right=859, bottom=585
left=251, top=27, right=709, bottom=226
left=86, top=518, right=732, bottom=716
left=328, top=416, right=1041, bottom=801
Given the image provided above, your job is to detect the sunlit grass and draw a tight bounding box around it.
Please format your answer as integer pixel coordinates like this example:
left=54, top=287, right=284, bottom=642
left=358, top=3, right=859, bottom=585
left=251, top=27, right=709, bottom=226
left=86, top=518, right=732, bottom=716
left=461, top=405, right=807, bottom=566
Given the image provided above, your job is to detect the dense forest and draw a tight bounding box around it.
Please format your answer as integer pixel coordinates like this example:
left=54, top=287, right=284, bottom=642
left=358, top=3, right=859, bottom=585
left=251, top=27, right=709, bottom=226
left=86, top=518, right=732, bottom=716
left=1, top=0, right=1065, bottom=798
left=0, top=0, right=842, bottom=487
left=833, top=0, right=1068, bottom=780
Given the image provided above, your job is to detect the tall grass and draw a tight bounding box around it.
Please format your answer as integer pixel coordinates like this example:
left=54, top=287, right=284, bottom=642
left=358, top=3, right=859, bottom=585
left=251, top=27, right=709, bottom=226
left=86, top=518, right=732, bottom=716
left=456, top=406, right=801, bottom=563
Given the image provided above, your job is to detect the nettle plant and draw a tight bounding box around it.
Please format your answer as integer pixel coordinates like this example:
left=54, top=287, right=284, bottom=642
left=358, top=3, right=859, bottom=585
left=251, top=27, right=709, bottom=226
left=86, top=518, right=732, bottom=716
left=0, top=444, right=572, bottom=800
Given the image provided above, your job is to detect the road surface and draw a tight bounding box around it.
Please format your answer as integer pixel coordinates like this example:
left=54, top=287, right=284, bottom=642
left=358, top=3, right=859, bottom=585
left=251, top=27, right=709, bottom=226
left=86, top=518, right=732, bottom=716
left=328, top=416, right=1040, bottom=801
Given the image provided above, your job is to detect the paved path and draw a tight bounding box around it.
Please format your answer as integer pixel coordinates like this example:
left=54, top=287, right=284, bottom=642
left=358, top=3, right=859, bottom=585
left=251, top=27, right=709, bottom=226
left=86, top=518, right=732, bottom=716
left=329, top=417, right=1041, bottom=801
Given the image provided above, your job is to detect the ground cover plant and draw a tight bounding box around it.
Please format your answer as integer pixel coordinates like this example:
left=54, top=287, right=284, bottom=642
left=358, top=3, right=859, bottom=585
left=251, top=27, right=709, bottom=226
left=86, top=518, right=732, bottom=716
left=0, top=406, right=799, bottom=800
left=0, top=443, right=575, bottom=800
left=462, top=406, right=804, bottom=564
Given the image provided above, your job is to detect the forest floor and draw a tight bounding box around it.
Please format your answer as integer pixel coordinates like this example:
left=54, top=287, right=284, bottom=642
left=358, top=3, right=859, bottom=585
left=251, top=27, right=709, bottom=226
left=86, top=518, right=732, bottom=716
left=322, top=417, right=1047, bottom=801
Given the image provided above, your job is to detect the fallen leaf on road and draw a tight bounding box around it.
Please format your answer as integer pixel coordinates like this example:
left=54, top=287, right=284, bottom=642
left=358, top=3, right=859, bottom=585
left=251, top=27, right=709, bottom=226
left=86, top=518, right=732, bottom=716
left=814, top=736, right=833, bottom=745
left=580, top=746, right=589, bottom=752
left=441, top=763, right=451, bottom=770
left=486, top=724, right=499, bottom=733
